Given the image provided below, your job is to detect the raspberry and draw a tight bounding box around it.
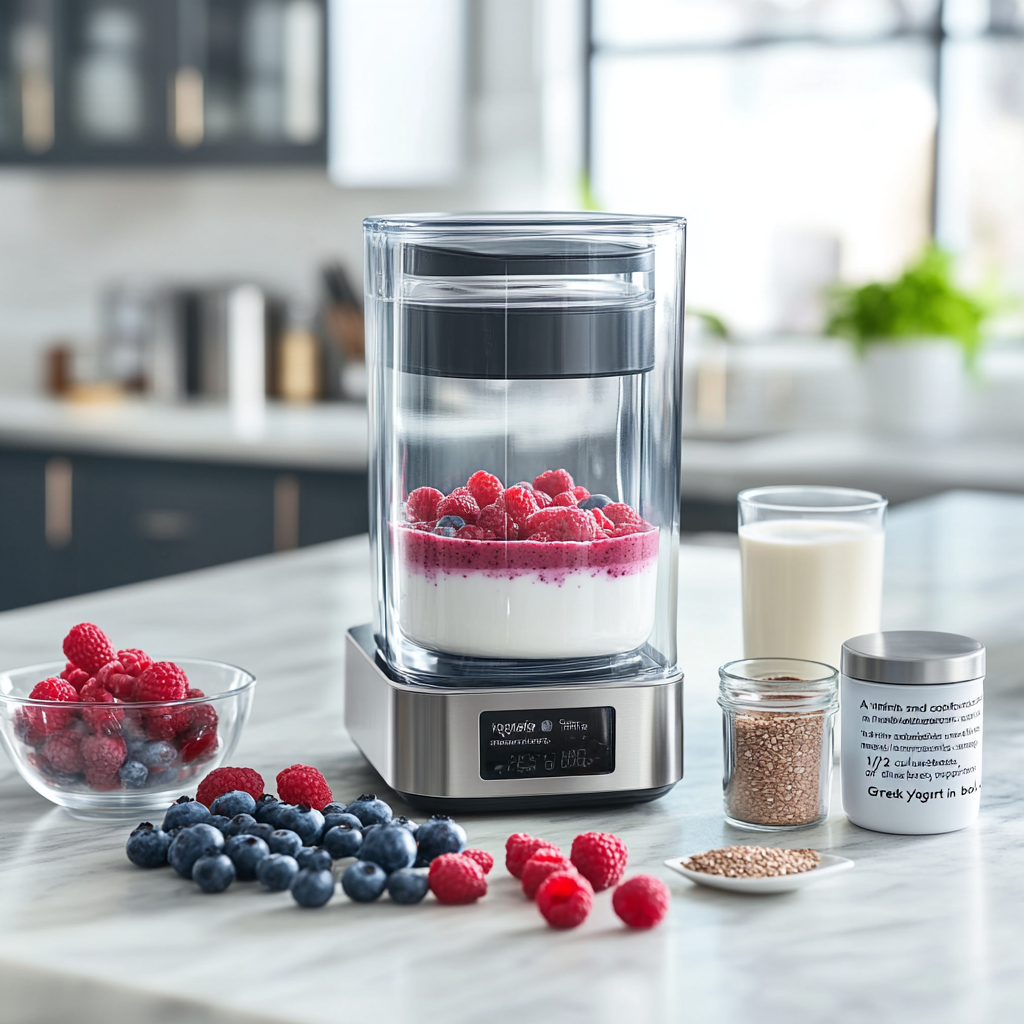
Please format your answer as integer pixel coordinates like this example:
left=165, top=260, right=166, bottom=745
left=505, top=834, right=561, bottom=879
left=118, top=648, right=152, bottom=676
left=455, top=524, right=491, bottom=540
left=43, top=729, right=85, bottom=773
left=536, top=871, right=593, bottom=928
left=132, top=662, right=188, bottom=702
left=572, top=486, right=590, bottom=502
left=81, top=733, right=127, bottom=789
left=612, top=524, right=647, bottom=537
left=466, top=471, right=503, bottom=508
left=502, top=486, right=540, bottom=528
left=602, top=503, right=644, bottom=529
left=570, top=831, right=628, bottom=891
left=461, top=849, right=494, bottom=875
left=25, top=678, right=79, bottom=736
left=534, top=490, right=553, bottom=508
left=435, top=488, right=480, bottom=525
left=522, top=850, right=576, bottom=900
left=612, top=875, right=670, bottom=929
left=428, top=853, right=488, bottom=904
left=533, top=469, right=575, bottom=498
left=144, top=711, right=178, bottom=741
left=78, top=684, right=125, bottom=736
left=179, top=728, right=218, bottom=764
left=60, top=662, right=91, bottom=692
left=96, top=659, right=136, bottom=701
left=591, top=507, right=615, bottom=534
left=406, top=487, right=444, bottom=522
left=63, top=623, right=116, bottom=675
left=552, top=491, right=578, bottom=507
left=476, top=504, right=518, bottom=540
left=522, top=507, right=598, bottom=542
left=195, top=766, right=265, bottom=808
left=276, top=764, right=333, bottom=809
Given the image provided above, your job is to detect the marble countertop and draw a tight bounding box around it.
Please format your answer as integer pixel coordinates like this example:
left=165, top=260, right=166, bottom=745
left=0, top=490, right=1022, bottom=1024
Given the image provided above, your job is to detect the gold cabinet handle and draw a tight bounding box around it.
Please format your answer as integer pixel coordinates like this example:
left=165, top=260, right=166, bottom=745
left=171, top=66, right=204, bottom=147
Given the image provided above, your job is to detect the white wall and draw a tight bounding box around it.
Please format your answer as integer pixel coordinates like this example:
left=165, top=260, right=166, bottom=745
left=0, top=0, right=586, bottom=394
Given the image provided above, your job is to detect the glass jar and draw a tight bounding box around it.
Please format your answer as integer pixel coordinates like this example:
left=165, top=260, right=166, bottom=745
left=364, top=213, right=686, bottom=685
left=719, top=658, right=839, bottom=830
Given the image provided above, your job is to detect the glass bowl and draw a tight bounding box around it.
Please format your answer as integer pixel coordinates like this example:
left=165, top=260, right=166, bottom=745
left=0, top=659, right=255, bottom=820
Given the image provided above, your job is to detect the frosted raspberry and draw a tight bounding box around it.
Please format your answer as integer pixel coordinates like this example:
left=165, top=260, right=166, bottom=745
left=14, top=711, right=46, bottom=747
left=406, top=487, right=444, bottom=523
left=60, top=662, right=91, bottom=693
left=43, top=729, right=85, bottom=773
left=612, top=524, right=647, bottom=537
left=570, top=831, right=628, bottom=891
left=455, top=525, right=491, bottom=540
left=476, top=504, right=518, bottom=540
left=25, top=678, right=80, bottom=736
left=522, top=507, right=598, bottom=542
left=144, top=710, right=177, bottom=741
left=276, top=764, right=333, bottom=809
left=505, top=834, right=561, bottom=879
left=118, top=648, right=152, bottom=677
left=612, top=875, right=670, bottom=929
left=96, top=659, right=135, bottom=700
left=78, top=684, right=125, bottom=736
left=462, top=849, right=494, bottom=875
left=602, top=502, right=644, bottom=528
left=534, top=490, right=553, bottom=508
left=81, top=733, right=127, bottom=789
left=466, top=471, right=503, bottom=508
left=435, top=488, right=480, bottom=525
left=552, top=491, right=578, bottom=507
left=527, top=529, right=557, bottom=542
left=572, top=486, right=590, bottom=502
left=533, top=469, right=575, bottom=498
left=195, top=766, right=265, bottom=808
left=536, top=871, right=593, bottom=928
left=591, top=507, right=615, bottom=534
left=522, top=850, right=576, bottom=900
left=429, top=853, right=488, bottom=904
left=132, top=662, right=188, bottom=702
left=62, top=623, right=116, bottom=675
left=502, top=486, right=540, bottom=528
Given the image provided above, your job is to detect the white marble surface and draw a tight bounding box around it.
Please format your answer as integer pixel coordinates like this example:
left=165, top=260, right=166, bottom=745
left=0, top=491, right=1022, bottom=1024
left=0, top=395, right=367, bottom=470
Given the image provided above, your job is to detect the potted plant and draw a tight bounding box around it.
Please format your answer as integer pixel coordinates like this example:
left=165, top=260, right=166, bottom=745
left=825, top=245, right=989, bottom=438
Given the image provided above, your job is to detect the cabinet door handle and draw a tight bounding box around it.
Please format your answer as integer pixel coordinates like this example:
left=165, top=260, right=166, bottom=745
left=45, top=457, right=72, bottom=548
left=171, top=67, right=204, bottom=147
left=274, top=474, right=300, bottom=551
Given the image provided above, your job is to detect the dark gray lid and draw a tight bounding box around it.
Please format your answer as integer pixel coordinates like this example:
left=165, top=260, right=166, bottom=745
left=841, top=631, right=985, bottom=685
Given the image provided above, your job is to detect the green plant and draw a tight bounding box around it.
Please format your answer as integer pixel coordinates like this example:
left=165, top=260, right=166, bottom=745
left=825, top=245, right=988, bottom=362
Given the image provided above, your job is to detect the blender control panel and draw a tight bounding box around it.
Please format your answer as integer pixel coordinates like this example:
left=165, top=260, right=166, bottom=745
left=479, top=707, right=615, bottom=780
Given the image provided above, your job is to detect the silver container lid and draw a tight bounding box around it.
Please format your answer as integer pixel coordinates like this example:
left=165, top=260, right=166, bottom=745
left=842, top=630, right=985, bottom=685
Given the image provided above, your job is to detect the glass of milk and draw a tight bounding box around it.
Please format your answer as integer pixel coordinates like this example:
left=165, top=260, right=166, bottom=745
left=738, top=486, right=887, bottom=670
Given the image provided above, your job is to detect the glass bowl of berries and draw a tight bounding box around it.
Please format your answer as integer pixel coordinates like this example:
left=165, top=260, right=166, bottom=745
left=0, top=624, right=256, bottom=820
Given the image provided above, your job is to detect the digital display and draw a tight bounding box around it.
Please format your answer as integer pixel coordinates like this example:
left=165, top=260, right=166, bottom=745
left=479, top=707, right=615, bottom=780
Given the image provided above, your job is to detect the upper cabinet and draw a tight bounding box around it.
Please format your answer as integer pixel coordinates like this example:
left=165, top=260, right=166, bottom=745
left=0, top=0, right=326, bottom=165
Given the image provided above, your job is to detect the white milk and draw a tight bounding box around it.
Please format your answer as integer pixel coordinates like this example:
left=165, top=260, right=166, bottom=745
left=740, top=519, right=884, bottom=669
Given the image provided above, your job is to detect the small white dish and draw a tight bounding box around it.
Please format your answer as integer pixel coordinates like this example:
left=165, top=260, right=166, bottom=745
left=664, top=852, right=854, bottom=894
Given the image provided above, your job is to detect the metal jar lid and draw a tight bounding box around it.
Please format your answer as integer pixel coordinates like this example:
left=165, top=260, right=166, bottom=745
left=841, top=631, right=985, bottom=685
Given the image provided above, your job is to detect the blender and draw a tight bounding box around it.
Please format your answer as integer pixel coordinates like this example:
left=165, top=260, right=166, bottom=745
left=345, top=213, right=686, bottom=810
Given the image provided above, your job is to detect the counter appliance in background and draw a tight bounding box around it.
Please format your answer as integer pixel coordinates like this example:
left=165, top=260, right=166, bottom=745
left=345, top=212, right=686, bottom=810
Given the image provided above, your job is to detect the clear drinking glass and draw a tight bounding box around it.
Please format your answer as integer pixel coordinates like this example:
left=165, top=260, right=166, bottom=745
left=719, top=657, right=838, bottom=831
left=738, top=486, right=887, bottom=670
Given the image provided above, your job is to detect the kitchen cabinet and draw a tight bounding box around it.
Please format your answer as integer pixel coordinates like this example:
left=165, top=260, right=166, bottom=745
left=0, top=0, right=327, bottom=166
left=0, top=446, right=367, bottom=610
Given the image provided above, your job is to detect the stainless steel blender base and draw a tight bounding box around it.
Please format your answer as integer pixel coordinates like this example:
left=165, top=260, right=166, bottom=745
left=344, top=625, right=683, bottom=812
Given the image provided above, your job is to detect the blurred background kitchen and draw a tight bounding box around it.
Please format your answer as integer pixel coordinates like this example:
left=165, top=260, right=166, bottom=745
left=1, top=0, right=1023, bottom=611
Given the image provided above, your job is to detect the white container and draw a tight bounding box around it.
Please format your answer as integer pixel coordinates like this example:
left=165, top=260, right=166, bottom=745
left=841, top=631, right=984, bottom=835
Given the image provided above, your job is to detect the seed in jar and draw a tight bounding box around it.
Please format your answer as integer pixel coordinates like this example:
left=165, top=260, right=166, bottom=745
left=680, top=845, right=821, bottom=878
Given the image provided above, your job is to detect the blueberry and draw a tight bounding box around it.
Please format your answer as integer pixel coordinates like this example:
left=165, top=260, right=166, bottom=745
left=126, top=822, right=171, bottom=868
left=291, top=868, right=335, bottom=908
left=222, top=813, right=257, bottom=838
left=162, top=796, right=212, bottom=832
left=257, top=853, right=300, bottom=892
left=119, top=761, right=148, bottom=789
left=391, top=815, right=418, bottom=833
left=140, top=741, right=177, bottom=769
left=241, top=822, right=276, bottom=843
left=414, top=815, right=466, bottom=866
left=341, top=860, right=387, bottom=902
left=277, top=804, right=325, bottom=846
left=344, top=794, right=393, bottom=827
left=360, top=824, right=417, bottom=873
left=386, top=868, right=429, bottom=905
left=193, top=854, right=236, bottom=893
left=296, top=846, right=332, bottom=872
left=266, top=829, right=303, bottom=858
left=224, top=834, right=270, bottom=881
left=323, top=811, right=362, bottom=833
left=579, top=494, right=612, bottom=510
left=322, top=825, right=362, bottom=860
left=253, top=794, right=284, bottom=826
left=207, top=815, right=233, bottom=835
left=321, top=802, right=349, bottom=816
left=210, top=790, right=257, bottom=819
left=436, top=515, right=466, bottom=530
left=168, top=823, right=225, bottom=879
left=434, top=526, right=457, bottom=537
left=361, top=824, right=383, bottom=842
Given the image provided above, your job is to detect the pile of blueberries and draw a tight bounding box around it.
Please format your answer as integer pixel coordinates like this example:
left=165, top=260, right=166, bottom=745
left=126, top=790, right=467, bottom=908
